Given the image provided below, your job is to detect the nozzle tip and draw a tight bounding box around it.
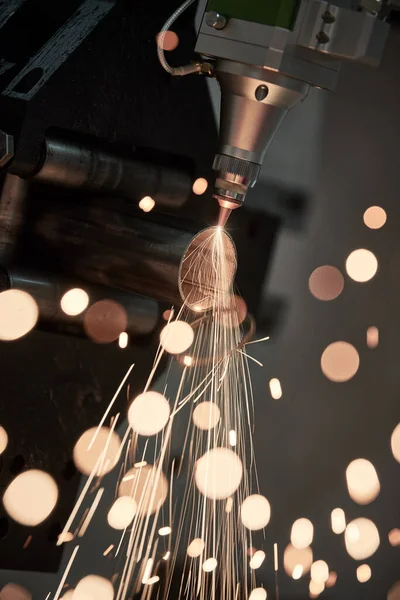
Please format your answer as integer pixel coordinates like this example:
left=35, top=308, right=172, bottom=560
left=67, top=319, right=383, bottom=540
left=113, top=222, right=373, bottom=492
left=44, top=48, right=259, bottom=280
left=218, top=206, right=232, bottom=227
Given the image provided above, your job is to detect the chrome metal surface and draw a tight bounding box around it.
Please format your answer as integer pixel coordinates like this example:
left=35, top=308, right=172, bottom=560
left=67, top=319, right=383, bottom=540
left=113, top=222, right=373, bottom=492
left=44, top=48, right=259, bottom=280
left=0, top=130, right=14, bottom=169
left=205, top=10, right=227, bottom=30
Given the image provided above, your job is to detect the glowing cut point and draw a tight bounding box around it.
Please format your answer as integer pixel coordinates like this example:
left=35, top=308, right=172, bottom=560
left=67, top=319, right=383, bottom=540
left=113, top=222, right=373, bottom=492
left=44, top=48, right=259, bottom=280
left=357, top=564, right=371, bottom=583
left=367, top=326, right=379, bottom=348
left=311, top=561, right=329, bottom=584
left=118, top=332, right=128, bottom=349
left=309, top=580, right=324, bottom=595
left=158, top=526, right=172, bottom=536
left=192, top=178, right=208, bottom=195
left=284, top=545, right=313, bottom=577
left=139, top=196, right=155, bottom=212
left=118, top=464, right=168, bottom=516
left=390, top=423, right=400, bottom=463
left=73, top=427, right=121, bottom=476
left=389, top=529, right=400, bottom=547
left=128, top=391, right=170, bottom=436
left=346, top=458, right=380, bottom=504
left=73, top=575, right=114, bottom=600
left=187, top=538, right=205, bottom=558
left=249, top=550, right=266, bottom=570
left=229, top=430, right=237, bottom=446
left=321, top=341, right=359, bottom=382
left=269, top=378, right=282, bottom=400
left=3, top=469, right=58, bottom=526
left=241, top=494, right=271, bottom=530
left=345, top=518, right=379, bottom=560
left=331, top=508, right=346, bottom=534
left=346, top=249, right=378, bottom=282
left=363, top=206, right=386, bottom=229
left=326, top=572, right=337, bottom=588
left=309, top=265, right=344, bottom=301
left=202, top=558, right=217, bottom=572
left=107, top=496, right=137, bottom=530
left=292, top=564, right=303, bottom=580
left=160, top=321, right=194, bottom=354
left=195, top=448, right=242, bottom=500
left=291, top=518, right=314, bottom=549
left=61, top=288, right=89, bottom=316
left=249, top=588, right=267, bottom=600
left=192, top=402, right=220, bottom=431
left=0, top=289, right=38, bottom=341
left=0, top=426, right=8, bottom=455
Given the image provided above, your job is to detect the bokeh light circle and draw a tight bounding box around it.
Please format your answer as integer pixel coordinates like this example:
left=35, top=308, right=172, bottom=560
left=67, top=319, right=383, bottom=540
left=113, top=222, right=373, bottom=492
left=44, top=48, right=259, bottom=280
left=73, top=575, right=114, bottom=600
left=0, top=425, right=8, bottom=454
left=291, top=518, right=314, bottom=549
left=160, top=321, right=194, bottom=354
left=367, top=326, right=379, bottom=348
left=249, top=589, right=267, bottom=600
left=346, top=458, right=380, bottom=504
left=345, top=518, right=380, bottom=560
left=389, top=529, right=400, bottom=547
left=202, top=558, right=218, bottom=572
left=107, top=496, right=137, bottom=530
left=311, top=560, right=329, bottom=584
left=118, top=464, right=168, bottom=516
left=284, top=544, right=313, bottom=577
left=321, top=341, right=359, bottom=382
left=309, top=266, right=344, bottom=301
left=3, top=470, right=58, bottom=526
left=357, top=564, right=372, bottom=583
left=139, top=196, right=155, bottom=213
left=195, top=448, right=243, bottom=500
left=326, top=572, right=337, bottom=588
left=192, top=402, right=220, bottom=431
left=128, top=391, right=170, bottom=436
left=331, top=508, right=346, bottom=534
left=156, top=30, right=179, bottom=51
left=388, top=581, right=400, bottom=600
left=0, top=584, right=32, bottom=600
left=192, top=178, right=208, bottom=195
left=390, top=423, right=400, bottom=463
left=363, top=206, right=386, bottom=229
left=73, top=427, right=121, bottom=476
left=346, top=249, right=378, bottom=283
left=187, top=538, right=205, bottom=558
left=83, top=300, right=128, bottom=343
left=60, top=288, right=89, bottom=316
left=0, top=289, right=38, bottom=341
left=241, top=494, right=271, bottom=530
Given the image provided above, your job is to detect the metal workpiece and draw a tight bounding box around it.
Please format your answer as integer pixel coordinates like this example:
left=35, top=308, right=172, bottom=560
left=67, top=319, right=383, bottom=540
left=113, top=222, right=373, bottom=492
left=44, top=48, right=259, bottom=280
left=0, top=174, right=28, bottom=263
left=31, top=135, right=192, bottom=209
left=26, top=194, right=198, bottom=307
left=297, top=1, right=390, bottom=64
left=212, top=60, right=309, bottom=206
left=0, top=267, right=159, bottom=337
left=0, top=130, right=14, bottom=169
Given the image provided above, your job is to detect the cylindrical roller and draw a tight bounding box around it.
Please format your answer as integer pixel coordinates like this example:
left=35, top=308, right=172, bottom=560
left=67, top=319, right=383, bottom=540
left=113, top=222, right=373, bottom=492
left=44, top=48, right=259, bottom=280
left=31, top=134, right=192, bottom=208
left=0, top=267, right=159, bottom=337
left=0, top=174, right=28, bottom=263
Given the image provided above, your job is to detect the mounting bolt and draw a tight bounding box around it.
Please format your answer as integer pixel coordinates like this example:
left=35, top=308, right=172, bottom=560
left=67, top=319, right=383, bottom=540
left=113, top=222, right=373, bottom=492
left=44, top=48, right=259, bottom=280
left=322, top=10, right=336, bottom=23
left=255, top=85, right=269, bottom=101
left=205, top=11, right=227, bottom=30
left=316, top=31, right=330, bottom=44
left=0, top=131, right=14, bottom=169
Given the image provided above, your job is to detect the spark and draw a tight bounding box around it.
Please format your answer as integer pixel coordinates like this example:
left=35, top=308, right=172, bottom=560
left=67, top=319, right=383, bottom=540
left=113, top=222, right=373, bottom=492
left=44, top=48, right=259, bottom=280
left=104, top=544, right=114, bottom=556
left=53, top=545, right=79, bottom=600
left=163, top=551, right=171, bottom=560
left=78, top=487, right=104, bottom=537
left=274, top=543, right=279, bottom=571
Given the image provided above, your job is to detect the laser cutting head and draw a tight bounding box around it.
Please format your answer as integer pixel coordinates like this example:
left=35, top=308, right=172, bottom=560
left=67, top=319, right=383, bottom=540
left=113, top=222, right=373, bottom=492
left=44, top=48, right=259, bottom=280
left=194, top=0, right=389, bottom=221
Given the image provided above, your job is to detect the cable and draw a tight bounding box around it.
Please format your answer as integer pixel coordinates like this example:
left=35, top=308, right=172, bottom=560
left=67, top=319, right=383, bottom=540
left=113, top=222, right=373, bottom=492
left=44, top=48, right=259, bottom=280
left=157, top=0, right=202, bottom=76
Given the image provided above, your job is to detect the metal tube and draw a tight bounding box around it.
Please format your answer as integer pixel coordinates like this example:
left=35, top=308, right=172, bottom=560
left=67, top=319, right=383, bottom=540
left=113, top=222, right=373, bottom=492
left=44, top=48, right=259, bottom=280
left=31, top=134, right=193, bottom=208
left=0, top=267, right=159, bottom=337
left=0, top=174, right=28, bottom=263
left=25, top=195, right=198, bottom=306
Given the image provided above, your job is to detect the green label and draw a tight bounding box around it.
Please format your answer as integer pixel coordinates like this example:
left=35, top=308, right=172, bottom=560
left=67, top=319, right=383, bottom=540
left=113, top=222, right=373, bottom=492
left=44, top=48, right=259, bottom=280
left=207, top=0, right=301, bottom=30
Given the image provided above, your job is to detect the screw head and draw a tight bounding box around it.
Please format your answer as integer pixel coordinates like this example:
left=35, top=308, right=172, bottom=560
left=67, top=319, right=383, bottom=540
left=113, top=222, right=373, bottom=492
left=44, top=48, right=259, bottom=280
left=255, top=85, right=269, bottom=102
left=205, top=11, right=227, bottom=30
left=316, top=31, right=330, bottom=44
